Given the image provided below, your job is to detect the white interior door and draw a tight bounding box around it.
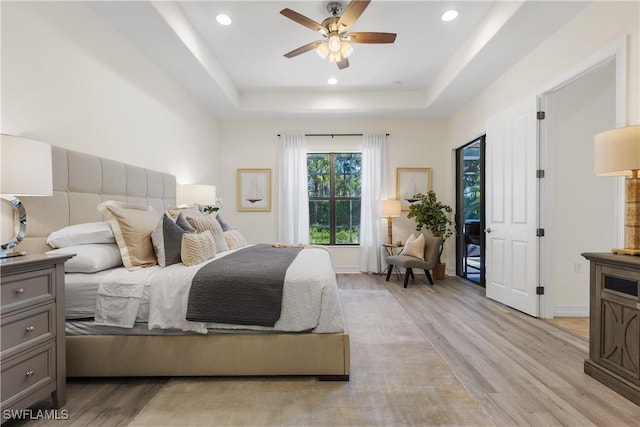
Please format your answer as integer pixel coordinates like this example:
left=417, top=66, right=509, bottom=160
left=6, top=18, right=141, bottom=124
left=485, top=98, right=539, bottom=316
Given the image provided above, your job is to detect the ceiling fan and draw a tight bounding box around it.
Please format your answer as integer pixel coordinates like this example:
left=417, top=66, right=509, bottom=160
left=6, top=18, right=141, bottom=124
left=280, top=0, right=397, bottom=70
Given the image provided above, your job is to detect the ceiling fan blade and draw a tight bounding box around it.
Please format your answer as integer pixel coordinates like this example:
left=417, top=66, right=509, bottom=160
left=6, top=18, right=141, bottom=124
left=280, top=9, right=326, bottom=34
left=337, top=0, right=371, bottom=32
left=347, top=32, right=397, bottom=44
left=337, top=57, right=350, bottom=69
left=284, top=40, right=323, bottom=58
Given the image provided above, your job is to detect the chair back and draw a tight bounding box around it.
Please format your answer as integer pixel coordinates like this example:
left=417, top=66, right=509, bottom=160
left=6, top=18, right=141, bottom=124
left=423, top=236, right=443, bottom=268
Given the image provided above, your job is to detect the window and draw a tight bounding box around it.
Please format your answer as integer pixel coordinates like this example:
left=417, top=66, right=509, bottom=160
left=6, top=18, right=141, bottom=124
left=308, top=153, right=362, bottom=245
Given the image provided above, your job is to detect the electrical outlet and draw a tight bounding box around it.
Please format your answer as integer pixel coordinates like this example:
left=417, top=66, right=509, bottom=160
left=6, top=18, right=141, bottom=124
left=574, top=262, right=584, bottom=273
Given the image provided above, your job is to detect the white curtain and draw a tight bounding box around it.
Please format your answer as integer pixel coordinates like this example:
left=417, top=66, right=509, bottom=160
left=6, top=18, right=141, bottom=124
left=278, top=134, right=310, bottom=244
left=359, top=133, right=388, bottom=273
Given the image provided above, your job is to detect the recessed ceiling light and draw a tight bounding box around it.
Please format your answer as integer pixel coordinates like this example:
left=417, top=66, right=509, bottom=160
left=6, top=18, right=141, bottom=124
left=328, top=78, right=338, bottom=85
left=441, top=9, right=458, bottom=22
left=216, top=14, right=232, bottom=26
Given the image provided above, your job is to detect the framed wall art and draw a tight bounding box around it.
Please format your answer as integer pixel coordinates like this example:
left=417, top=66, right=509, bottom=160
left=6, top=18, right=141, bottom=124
left=237, top=168, right=271, bottom=212
left=396, top=167, right=433, bottom=211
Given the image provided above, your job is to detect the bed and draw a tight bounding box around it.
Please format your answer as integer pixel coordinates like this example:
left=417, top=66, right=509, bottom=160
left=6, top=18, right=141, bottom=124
left=19, top=147, right=350, bottom=379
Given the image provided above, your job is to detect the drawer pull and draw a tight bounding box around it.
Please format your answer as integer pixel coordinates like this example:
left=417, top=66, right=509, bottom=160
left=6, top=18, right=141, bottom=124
left=25, top=326, right=35, bottom=333
left=15, top=288, right=25, bottom=294
left=25, top=370, right=34, bottom=377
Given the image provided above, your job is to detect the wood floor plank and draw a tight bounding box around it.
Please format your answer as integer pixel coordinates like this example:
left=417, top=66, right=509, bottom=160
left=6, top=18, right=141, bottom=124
left=10, top=273, right=640, bottom=426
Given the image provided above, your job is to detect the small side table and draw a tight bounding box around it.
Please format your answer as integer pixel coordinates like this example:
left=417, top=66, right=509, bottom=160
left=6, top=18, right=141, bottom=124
left=381, top=244, right=403, bottom=279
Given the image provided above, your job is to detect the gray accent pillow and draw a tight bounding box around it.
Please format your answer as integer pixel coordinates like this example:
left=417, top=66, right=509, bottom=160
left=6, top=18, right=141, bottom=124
left=152, top=214, right=190, bottom=267
left=176, top=212, right=196, bottom=233
left=215, top=214, right=231, bottom=232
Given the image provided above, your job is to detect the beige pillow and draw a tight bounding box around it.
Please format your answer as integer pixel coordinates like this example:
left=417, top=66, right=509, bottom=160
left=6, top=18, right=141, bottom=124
left=181, top=230, right=216, bottom=266
left=187, top=214, right=230, bottom=252
left=98, top=201, right=160, bottom=269
left=224, top=229, right=248, bottom=250
left=403, top=233, right=425, bottom=260
left=166, top=205, right=203, bottom=220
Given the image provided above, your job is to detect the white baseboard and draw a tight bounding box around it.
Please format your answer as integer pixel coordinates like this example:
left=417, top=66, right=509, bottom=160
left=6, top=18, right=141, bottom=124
left=334, top=265, right=361, bottom=273
left=554, top=305, right=589, bottom=317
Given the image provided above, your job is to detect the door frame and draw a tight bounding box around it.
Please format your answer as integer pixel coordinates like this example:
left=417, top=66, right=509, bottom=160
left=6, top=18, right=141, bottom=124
left=537, top=36, right=627, bottom=318
left=455, top=136, right=486, bottom=286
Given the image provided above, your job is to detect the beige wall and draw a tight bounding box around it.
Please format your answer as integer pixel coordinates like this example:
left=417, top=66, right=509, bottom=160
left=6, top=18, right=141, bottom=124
left=1, top=1, right=219, bottom=182
left=218, top=119, right=448, bottom=272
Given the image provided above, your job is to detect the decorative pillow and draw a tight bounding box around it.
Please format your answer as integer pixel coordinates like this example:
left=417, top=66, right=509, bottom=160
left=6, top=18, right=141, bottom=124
left=46, top=243, right=122, bottom=273
left=187, top=214, right=230, bottom=252
left=152, top=214, right=194, bottom=267
left=46, top=222, right=115, bottom=248
left=181, top=230, right=216, bottom=266
left=167, top=205, right=202, bottom=220
left=224, top=229, right=248, bottom=250
left=403, top=233, right=425, bottom=260
left=216, top=214, right=231, bottom=232
left=98, top=201, right=160, bottom=269
left=175, top=212, right=196, bottom=232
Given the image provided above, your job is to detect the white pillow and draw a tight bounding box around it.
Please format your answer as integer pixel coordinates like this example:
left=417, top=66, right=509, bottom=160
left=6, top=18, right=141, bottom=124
left=46, top=222, right=115, bottom=248
left=403, top=233, right=425, bottom=260
left=46, top=244, right=123, bottom=273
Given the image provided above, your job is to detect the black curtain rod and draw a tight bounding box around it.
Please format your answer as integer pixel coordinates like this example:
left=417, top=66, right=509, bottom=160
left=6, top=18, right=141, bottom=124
left=277, top=133, right=389, bottom=137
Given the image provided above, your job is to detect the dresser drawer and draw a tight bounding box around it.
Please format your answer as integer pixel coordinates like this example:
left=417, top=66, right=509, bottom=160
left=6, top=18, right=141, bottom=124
left=0, top=268, right=54, bottom=314
left=1, top=343, right=55, bottom=409
left=1, top=304, right=55, bottom=360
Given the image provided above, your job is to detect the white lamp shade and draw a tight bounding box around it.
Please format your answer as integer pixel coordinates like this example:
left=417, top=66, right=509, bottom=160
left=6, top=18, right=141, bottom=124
left=1, top=134, right=53, bottom=196
left=380, top=200, right=401, bottom=217
left=177, top=184, right=216, bottom=206
left=594, top=125, right=640, bottom=176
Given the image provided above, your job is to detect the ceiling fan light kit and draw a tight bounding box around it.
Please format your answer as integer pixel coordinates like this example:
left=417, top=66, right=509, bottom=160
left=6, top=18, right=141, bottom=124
left=280, top=0, right=397, bottom=70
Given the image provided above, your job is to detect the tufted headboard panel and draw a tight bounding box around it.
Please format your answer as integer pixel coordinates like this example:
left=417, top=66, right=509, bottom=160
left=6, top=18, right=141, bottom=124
left=20, top=146, right=176, bottom=254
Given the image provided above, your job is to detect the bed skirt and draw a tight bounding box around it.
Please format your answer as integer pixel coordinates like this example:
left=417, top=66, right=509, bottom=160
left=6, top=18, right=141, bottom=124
left=66, top=332, right=350, bottom=379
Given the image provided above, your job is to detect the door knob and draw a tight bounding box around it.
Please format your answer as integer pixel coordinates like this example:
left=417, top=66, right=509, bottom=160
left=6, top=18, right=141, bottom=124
left=485, top=228, right=492, bottom=233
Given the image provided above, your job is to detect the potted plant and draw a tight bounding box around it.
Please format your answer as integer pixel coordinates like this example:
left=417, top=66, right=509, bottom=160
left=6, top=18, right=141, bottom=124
left=407, top=190, right=455, bottom=279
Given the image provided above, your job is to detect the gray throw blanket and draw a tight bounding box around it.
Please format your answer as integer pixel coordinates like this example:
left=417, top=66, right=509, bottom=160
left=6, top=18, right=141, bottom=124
left=186, top=244, right=303, bottom=327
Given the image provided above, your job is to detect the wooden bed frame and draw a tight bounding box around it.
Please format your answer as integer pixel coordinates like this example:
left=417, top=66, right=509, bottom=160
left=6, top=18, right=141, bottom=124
left=20, top=146, right=350, bottom=379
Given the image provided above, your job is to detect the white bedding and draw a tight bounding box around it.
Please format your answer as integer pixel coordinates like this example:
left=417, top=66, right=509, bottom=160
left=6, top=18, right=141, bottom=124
left=65, top=270, right=113, bottom=319
left=93, top=246, right=344, bottom=334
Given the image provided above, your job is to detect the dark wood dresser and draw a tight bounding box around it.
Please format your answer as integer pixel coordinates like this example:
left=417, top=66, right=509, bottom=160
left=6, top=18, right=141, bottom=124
left=582, top=252, right=640, bottom=405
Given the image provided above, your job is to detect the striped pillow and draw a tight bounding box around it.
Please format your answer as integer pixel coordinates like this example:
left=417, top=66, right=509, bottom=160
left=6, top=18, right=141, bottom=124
left=187, top=214, right=230, bottom=252
left=181, top=230, right=216, bottom=266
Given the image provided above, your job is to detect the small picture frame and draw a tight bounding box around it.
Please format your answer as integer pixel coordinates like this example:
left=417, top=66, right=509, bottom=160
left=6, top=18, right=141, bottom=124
left=237, top=169, right=271, bottom=212
left=396, top=168, right=433, bottom=211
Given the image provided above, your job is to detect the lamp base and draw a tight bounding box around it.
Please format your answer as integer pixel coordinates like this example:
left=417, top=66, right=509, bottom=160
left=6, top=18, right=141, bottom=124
left=0, top=251, right=26, bottom=259
left=611, top=248, right=640, bottom=256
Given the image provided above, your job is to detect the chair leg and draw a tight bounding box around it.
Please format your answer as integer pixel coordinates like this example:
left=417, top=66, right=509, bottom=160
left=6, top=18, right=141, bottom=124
left=424, top=269, right=434, bottom=285
left=385, top=265, right=393, bottom=281
left=409, top=269, right=415, bottom=279
left=404, top=268, right=412, bottom=288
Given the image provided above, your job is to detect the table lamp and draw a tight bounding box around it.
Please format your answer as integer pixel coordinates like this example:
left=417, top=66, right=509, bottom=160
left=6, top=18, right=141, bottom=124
left=594, top=125, right=640, bottom=255
left=380, top=200, right=401, bottom=245
left=177, top=184, right=217, bottom=213
left=1, top=134, right=53, bottom=258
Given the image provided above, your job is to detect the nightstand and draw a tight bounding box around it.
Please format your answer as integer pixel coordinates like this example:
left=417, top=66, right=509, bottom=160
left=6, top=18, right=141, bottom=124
left=1, top=253, right=72, bottom=419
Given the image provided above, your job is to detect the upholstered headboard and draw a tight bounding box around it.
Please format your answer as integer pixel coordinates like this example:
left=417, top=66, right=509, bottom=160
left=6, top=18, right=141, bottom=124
left=20, top=146, right=176, bottom=254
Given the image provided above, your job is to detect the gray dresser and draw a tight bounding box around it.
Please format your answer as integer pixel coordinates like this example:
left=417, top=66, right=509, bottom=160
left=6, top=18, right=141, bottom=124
left=0, top=253, right=71, bottom=419
left=582, top=252, right=640, bottom=406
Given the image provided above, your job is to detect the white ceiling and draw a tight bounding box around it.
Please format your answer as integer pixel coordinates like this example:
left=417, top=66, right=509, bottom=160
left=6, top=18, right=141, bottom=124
left=91, top=1, right=589, bottom=120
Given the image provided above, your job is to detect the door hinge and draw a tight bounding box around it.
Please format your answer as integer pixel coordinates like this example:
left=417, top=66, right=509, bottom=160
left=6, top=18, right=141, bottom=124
left=537, top=111, right=546, bottom=120
left=536, top=169, right=545, bottom=178
left=536, top=228, right=545, bottom=237
left=536, top=286, right=545, bottom=295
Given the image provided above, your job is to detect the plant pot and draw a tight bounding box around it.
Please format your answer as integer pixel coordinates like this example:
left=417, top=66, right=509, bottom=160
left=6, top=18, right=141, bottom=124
left=433, top=263, right=446, bottom=280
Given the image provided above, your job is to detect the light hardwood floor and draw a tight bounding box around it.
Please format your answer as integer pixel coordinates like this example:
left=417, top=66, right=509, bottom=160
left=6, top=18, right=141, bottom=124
left=11, top=273, right=640, bottom=426
left=547, top=317, right=589, bottom=340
